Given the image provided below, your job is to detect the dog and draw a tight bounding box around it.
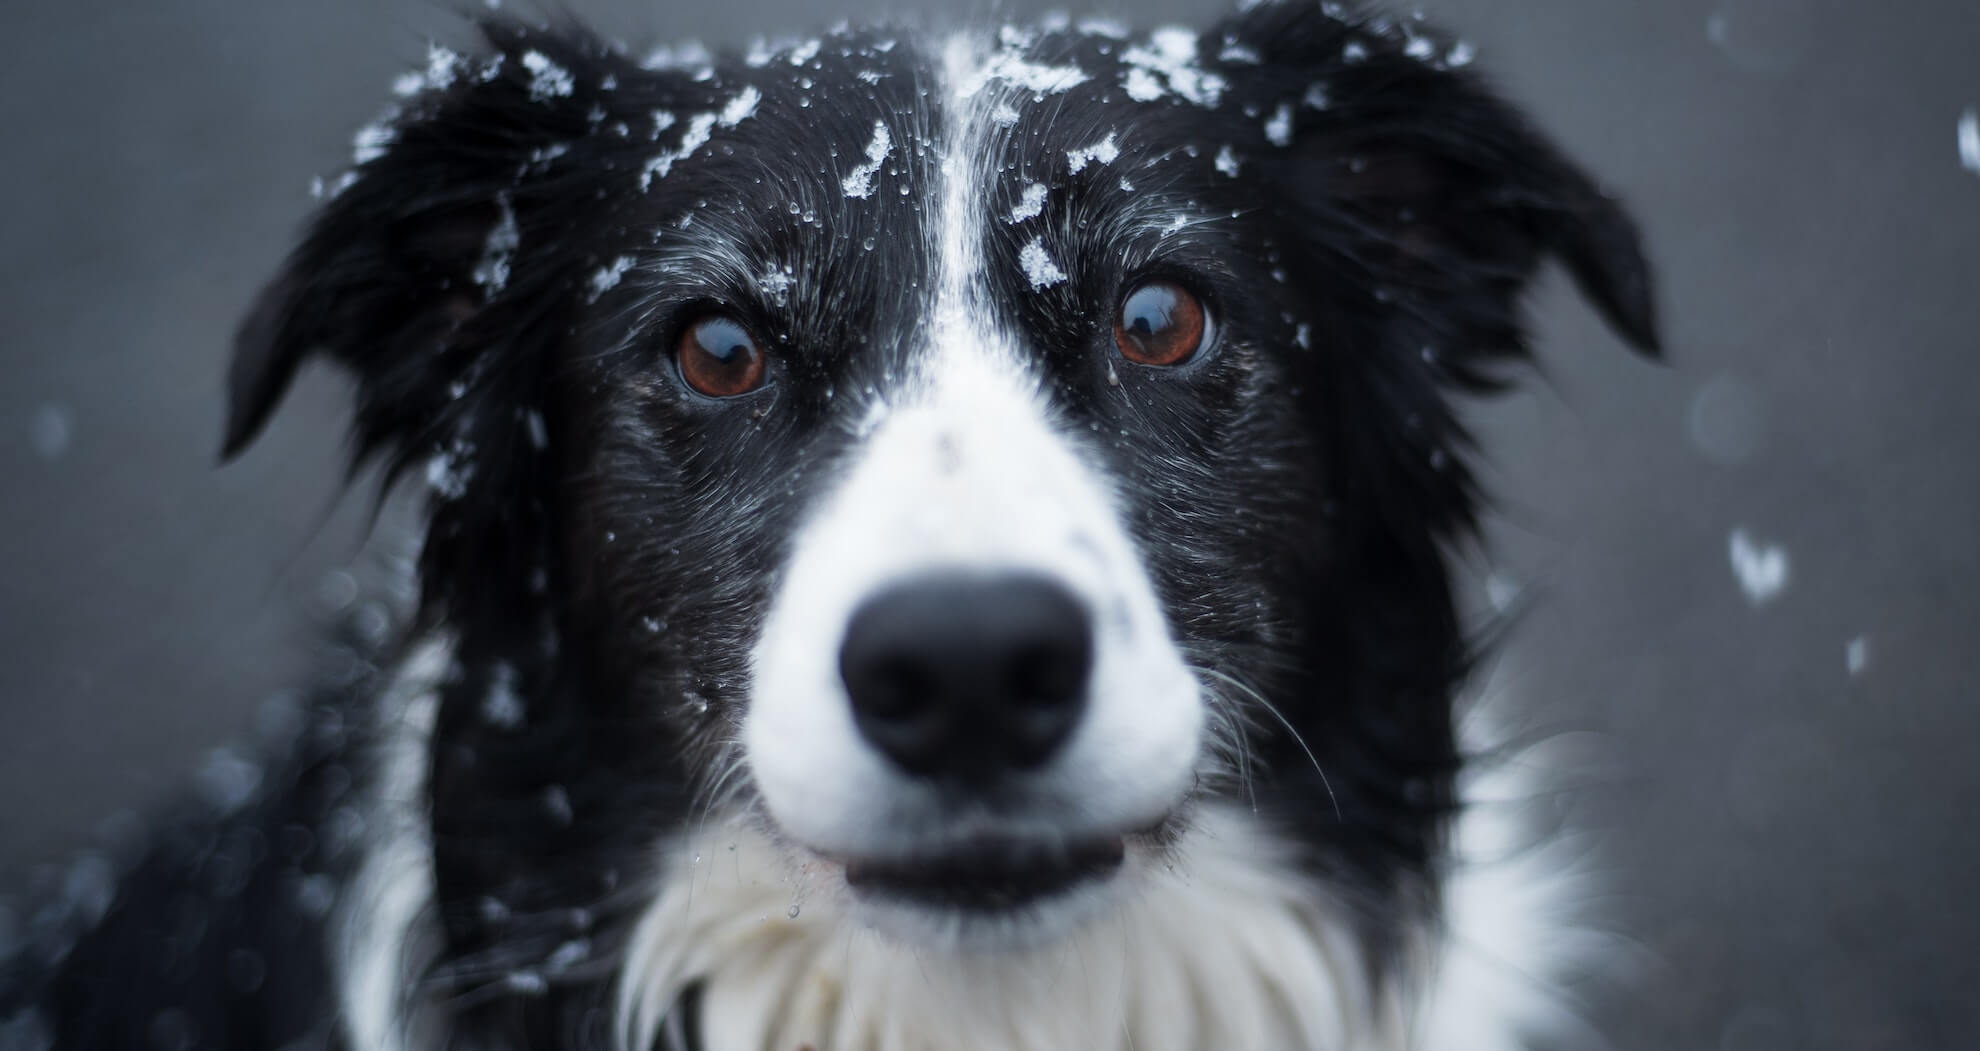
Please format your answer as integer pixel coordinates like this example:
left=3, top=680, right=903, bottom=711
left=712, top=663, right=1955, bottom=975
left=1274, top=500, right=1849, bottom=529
left=0, top=2, right=1657, bottom=1048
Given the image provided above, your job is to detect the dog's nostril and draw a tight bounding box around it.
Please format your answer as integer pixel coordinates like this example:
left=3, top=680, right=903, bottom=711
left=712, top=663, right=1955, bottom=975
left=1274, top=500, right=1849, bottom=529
left=839, top=571, right=1093, bottom=782
left=1008, top=643, right=1086, bottom=709
left=857, top=659, right=935, bottom=720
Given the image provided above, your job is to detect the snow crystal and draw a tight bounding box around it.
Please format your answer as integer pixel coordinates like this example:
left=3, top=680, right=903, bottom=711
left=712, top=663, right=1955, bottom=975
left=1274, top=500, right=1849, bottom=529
left=1121, top=28, right=1227, bottom=107
left=1484, top=572, right=1521, bottom=611
left=719, top=86, right=761, bottom=127
left=392, top=43, right=461, bottom=98
left=1688, top=374, right=1763, bottom=466
left=351, top=121, right=396, bottom=165
left=1728, top=528, right=1790, bottom=605
left=1264, top=103, right=1293, bottom=147
left=527, top=142, right=569, bottom=165
left=787, top=38, right=822, bottom=66
left=1066, top=131, right=1120, bottom=173
left=856, top=69, right=884, bottom=84
left=427, top=439, right=475, bottom=500
left=542, top=786, right=574, bottom=826
left=1077, top=17, right=1129, bottom=38
left=521, top=50, right=575, bottom=101
left=1008, top=182, right=1049, bottom=223
left=841, top=119, right=892, bottom=199
left=990, top=102, right=1021, bottom=126
left=1294, top=322, right=1311, bottom=349
left=483, top=663, right=525, bottom=728
left=506, top=971, right=549, bottom=995
left=999, top=25, right=1036, bottom=50
left=757, top=264, right=795, bottom=307
left=587, top=255, right=635, bottom=301
left=1119, top=176, right=1135, bottom=191
left=1214, top=144, right=1241, bottom=177
left=1218, top=44, right=1261, bottom=64
left=1706, top=2, right=1813, bottom=76
left=1124, top=68, right=1165, bottom=102
left=524, top=409, right=548, bottom=449
left=1303, top=83, right=1331, bottom=110
left=641, top=112, right=717, bottom=189
left=1446, top=40, right=1477, bottom=67
left=28, top=403, right=71, bottom=460
left=650, top=110, right=677, bottom=137
left=546, top=938, right=591, bottom=973
left=1343, top=40, right=1369, bottom=63
left=957, top=51, right=1091, bottom=98
left=410, top=44, right=461, bottom=95
left=315, top=569, right=358, bottom=617
left=1959, top=107, right=1980, bottom=175
left=293, top=874, right=336, bottom=917
left=1404, top=36, right=1436, bottom=60
left=197, top=749, right=263, bottom=815
left=641, top=40, right=713, bottom=72
left=1845, top=636, right=1869, bottom=677
left=61, top=853, right=116, bottom=929
left=1018, top=237, right=1068, bottom=289
left=472, top=195, right=519, bottom=292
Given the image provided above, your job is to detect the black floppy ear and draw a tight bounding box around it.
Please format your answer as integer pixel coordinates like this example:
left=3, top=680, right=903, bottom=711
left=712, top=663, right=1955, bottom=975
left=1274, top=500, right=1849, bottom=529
left=1223, top=4, right=1660, bottom=363
left=221, top=19, right=631, bottom=466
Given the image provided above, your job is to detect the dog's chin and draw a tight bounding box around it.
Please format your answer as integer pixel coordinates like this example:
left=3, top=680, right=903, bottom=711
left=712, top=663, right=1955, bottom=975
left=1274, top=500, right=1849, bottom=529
left=811, top=830, right=1144, bottom=950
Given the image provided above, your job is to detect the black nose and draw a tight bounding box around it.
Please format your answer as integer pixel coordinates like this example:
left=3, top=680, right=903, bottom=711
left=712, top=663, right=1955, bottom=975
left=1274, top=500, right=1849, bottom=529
left=839, top=571, right=1093, bottom=782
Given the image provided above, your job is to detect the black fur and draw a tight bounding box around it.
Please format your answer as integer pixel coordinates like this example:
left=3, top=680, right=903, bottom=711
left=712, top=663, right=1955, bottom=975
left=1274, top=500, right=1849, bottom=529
left=3, top=4, right=1654, bottom=1048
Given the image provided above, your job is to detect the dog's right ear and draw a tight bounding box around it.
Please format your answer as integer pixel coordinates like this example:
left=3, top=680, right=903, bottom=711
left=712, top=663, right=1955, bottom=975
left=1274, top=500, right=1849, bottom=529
left=221, top=20, right=633, bottom=467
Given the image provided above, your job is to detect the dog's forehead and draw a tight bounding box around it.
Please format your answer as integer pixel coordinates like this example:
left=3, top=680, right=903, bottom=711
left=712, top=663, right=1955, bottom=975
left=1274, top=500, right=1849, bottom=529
left=626, top=31, right=934, bottom=259
left=621, top=22, right=1263, bottom=274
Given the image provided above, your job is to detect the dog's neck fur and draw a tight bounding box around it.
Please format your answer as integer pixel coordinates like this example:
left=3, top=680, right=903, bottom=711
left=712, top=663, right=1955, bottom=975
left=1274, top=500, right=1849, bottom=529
left=616, top=809, right=1402, bottom=1051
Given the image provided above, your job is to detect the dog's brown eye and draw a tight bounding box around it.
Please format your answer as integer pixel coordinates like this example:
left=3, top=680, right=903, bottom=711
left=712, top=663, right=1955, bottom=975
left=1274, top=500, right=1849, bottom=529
left=677, top=315, right=768, bottom=397
left=1114, top=282, right=1211, bottom=367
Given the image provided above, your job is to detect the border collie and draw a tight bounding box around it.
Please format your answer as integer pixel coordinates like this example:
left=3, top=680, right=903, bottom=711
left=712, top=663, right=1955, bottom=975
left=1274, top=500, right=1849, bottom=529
left=0, top=3, right=1657, bottom=1048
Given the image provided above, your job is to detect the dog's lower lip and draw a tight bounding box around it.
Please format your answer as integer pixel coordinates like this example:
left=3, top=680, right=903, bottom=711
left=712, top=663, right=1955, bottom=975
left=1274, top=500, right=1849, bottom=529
left=840, top=835, right=1127, bottom=910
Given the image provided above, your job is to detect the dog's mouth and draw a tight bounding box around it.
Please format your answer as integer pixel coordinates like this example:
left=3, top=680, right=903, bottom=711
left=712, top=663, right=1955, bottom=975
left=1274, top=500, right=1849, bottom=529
left=839, top=834, right=1128, bottom=911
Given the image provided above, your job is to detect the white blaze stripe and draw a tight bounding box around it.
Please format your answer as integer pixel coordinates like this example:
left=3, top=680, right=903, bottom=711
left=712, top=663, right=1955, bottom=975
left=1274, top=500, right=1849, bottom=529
left=743, top=33, right=1202, bottom=866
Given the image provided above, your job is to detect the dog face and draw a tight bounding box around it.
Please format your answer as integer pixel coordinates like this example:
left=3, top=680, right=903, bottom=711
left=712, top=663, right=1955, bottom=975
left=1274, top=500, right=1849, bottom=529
left=225, top=3, right=1654, bottom=1041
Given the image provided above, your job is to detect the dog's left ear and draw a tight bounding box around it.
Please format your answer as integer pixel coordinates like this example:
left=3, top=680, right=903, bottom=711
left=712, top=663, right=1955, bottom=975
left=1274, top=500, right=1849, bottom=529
left=1223, top=6, right=1660, bottom=359
left=221, top=20, right=631, bottom=467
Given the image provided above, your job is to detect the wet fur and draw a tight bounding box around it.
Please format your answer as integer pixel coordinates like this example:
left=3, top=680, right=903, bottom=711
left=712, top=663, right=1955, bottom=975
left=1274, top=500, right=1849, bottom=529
left=0, top=3, right=1655, bottom=1049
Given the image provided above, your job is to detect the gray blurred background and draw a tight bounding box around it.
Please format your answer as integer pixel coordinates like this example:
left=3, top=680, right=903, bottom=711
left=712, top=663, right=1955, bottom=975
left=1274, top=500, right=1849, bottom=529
left=3, top=0, right=1975, bottom=1047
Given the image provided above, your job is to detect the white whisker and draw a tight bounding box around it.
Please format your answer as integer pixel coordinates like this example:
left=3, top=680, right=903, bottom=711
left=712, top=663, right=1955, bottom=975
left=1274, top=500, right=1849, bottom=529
left=1195, top=666, right=1342, bottom=822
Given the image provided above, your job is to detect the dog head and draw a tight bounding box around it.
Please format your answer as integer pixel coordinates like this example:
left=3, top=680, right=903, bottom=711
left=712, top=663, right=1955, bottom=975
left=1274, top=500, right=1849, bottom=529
left=225, top=2, right=1654, bottom=1039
